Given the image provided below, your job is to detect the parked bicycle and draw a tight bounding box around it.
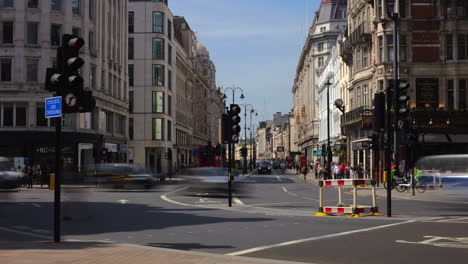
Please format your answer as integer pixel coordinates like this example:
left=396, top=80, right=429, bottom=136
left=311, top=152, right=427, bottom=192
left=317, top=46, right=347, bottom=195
left=384, top=171, right=426, bottom=193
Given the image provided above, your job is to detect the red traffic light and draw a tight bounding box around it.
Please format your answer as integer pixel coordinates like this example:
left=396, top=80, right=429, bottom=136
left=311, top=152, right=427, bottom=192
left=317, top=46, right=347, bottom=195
left=230, top=104, right=241, bottom=114
left=66, top=36, right=85, bottom=50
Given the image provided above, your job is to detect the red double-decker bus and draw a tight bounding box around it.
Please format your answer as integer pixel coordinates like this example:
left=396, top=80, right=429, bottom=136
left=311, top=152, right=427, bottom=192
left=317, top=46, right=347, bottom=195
left=197, top=145, right=218, bottom=167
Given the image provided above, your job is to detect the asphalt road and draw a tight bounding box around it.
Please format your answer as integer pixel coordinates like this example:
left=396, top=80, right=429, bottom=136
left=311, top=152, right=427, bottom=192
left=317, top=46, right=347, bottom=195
left=1, top=169, right=467, bottom=263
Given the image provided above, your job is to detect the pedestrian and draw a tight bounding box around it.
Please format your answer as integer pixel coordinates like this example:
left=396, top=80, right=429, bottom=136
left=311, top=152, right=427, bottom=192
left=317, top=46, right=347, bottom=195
left=345, top=162, right=351, bottom=179
left=339, top=163, right=346, bottom=179
left=27, top=165, right=33, bottom=188
left=356, top=163, right=364, bottom=179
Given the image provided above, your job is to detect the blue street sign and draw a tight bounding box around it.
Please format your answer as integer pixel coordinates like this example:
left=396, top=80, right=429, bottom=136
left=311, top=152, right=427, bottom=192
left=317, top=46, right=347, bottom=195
left=45, top=96, right=62, bottom=118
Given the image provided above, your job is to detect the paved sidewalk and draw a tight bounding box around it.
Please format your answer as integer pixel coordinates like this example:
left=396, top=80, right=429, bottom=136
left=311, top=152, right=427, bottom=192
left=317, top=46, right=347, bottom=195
left=0, top=240, right=310, bottom=264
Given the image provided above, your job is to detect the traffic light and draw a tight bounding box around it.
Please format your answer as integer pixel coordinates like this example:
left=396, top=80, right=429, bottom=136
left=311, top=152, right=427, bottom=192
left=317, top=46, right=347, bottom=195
left=241, top=147, right=248, bottom=157
left=369, top=134, right=379, bottom=150
left=230, top=104, right=241, bottom=143
left=45, top=68, right=68, bottom=92
left=373, top=92, right=385, bottom=132
left=397, top=80, right=410, bottom=130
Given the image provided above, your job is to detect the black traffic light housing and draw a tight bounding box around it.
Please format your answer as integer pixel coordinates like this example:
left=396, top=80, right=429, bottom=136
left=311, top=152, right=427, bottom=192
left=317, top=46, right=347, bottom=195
left=230, top=104, right=241, bottom=143
left=373, top=92, right=386, bottom=132
left=397, top=80, right=410, bottom=130
left=221, top=113, right=231, bottom=144
left=369, top=134, right=379, bottom=150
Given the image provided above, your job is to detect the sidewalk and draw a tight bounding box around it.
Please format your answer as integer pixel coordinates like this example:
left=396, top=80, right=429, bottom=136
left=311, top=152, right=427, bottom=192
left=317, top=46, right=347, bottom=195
left=0, top=240, right=310, bottom=264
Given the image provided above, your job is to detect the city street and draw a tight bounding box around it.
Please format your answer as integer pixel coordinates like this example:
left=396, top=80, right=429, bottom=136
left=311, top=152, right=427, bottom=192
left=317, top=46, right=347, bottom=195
left=1, top=170, right=468, bottom=263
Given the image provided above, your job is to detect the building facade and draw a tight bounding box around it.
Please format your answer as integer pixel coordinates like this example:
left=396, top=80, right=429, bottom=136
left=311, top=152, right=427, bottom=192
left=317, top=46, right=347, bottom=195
left=0, top=0, right=128, bottom=173
left=128, top=0, right=175, bottom=175
left=292, top=0, right=347, bottom=159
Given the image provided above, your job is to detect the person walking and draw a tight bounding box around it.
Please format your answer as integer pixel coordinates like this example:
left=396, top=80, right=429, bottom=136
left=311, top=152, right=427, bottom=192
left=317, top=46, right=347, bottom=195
left=356, top=163, right=364, bottom=179
left=27, top=165, right=33, bottom=188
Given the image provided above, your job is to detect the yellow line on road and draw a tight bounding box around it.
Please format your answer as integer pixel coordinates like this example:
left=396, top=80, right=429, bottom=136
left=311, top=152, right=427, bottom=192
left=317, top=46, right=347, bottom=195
left=226, top=220, right=415, bottom=256
left=160, top=186, right=195, bottom=207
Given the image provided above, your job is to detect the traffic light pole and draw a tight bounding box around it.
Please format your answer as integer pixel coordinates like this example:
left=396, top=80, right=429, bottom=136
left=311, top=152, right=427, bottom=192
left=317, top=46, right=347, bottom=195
left=243, top=109, right=248, bottom=174
left=228, top=141, right=232, bottom=207
left=54, top=115, right=62, bottom=242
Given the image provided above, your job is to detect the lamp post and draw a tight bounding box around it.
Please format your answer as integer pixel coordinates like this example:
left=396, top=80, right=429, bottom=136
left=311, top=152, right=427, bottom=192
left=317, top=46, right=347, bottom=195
left=325, top=78, right=332, bottom=180
left=249, top=109, right=257, bottom=170
left=240, top=104, right=254, bottom=174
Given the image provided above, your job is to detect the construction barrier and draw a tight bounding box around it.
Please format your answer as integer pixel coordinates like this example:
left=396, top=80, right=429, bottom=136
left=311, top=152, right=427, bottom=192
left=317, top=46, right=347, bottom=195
left=315, top=179, right=383, bottom=217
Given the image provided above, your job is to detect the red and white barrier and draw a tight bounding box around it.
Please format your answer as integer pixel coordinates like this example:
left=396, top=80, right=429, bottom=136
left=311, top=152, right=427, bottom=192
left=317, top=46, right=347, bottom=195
left=315, top=179, right=382, bottom=217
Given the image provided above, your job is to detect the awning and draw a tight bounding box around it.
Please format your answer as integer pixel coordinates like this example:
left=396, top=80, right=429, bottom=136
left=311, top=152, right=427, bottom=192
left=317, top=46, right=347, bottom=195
left=313, top=149, right=322, bottom=156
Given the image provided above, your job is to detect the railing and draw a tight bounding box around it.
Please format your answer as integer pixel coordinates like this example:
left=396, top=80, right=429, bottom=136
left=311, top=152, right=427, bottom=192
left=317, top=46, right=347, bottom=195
left=341, top=106, right=370, bottom=125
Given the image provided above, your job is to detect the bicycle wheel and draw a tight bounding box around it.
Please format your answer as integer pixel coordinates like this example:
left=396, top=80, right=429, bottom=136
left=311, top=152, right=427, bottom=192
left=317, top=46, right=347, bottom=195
left=416, top=183, right=426, bottom=193
left=384, top=179, right=395, bottom=190
left=395, top=184, right=407, bottom=192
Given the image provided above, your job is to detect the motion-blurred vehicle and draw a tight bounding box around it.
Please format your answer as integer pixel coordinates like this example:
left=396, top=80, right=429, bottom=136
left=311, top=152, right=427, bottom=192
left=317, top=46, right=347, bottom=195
left=89, top=163, right=158, bottom=189
left=258, top=160, right=272, bottom=174
left=273, top=160, right=282, bottom=169
left=0, top=157, right=23, bottom=189
left=179, top=167, right=252, bottom=194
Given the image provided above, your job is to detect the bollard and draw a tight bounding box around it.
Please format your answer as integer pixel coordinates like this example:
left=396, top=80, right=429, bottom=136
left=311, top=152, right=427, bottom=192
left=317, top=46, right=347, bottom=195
left=49, top=173, right=55, bottom=190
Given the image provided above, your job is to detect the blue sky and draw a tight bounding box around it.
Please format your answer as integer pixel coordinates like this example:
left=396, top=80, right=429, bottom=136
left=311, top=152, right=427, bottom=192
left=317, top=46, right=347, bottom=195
left=169, top=0, right=320, bottom=123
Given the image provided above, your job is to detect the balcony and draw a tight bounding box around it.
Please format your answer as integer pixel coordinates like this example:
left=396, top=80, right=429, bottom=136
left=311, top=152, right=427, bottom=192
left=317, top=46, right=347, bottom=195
left=341, top=106, right=371, bottom=127
left=339, top=21, right=371, bottom=63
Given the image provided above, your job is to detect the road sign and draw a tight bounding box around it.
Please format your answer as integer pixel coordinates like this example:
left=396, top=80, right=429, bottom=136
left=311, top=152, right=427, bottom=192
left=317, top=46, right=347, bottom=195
left=45, top=96, right=62, bottom=118
left=64, top=93, right=77, bottom=107
left=277, top=147, right=285, bottom=152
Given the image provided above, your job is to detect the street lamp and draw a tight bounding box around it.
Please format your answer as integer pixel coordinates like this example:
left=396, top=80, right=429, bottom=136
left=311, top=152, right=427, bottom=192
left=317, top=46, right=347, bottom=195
left=240, top=104, right=254, bottom=174
left=249, top=109, right=258, bottom=170
left=220, top=86, right=245, bottom=105
left=325, top=78, right=332, bottom=180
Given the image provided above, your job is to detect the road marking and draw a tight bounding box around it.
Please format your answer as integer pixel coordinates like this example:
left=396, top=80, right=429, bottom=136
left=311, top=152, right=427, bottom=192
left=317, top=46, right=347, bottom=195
left=226, top=220, right=415, bottom=256
left=117, top=199, right=129, bottom=204
left=0, top=227, right=52, bottom=240
left=282, top=186, right=298, bottom=197
left=33, top=203, right=41, bottom=208
left=397, top=235, right=468, bottom=249
left=160, top=186, right=193, bottom=207
left=233, top=197, right=244, bottom=205
left=275, top=175, right=282, bottom=182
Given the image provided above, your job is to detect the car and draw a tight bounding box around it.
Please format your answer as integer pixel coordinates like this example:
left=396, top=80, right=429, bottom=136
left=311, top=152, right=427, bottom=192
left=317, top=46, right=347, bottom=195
left=258, top=160, right=272, bottom=174
left=0, top=157, right=23, bottom=189
left=178, top=167, right=252, bottom=195
left=89, top=163, right=158, bottom=189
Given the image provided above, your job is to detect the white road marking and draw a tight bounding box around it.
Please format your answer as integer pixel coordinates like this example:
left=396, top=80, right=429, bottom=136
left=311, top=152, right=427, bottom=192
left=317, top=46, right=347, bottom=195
left=32, top=229, right=51, bottom=234
left=275, top=175, right=282, bottom=182
left=282, top=186, right=298, bottom=197
left=282, top=187, right=287, bottom=192
left=396, top=235, right=468, bottom=249
left=33, top=203, right=41, bottom=208
left=226, top=220, right=416, bottom=256
left=233, top=197, right=245, bottom=205
left=117, top=199, right=129, bottom=204
left=0, top=227, right=51, bottom=240
left=160, top=186, right=193, bottom=207
left=10, top=225, right=30, bottom=230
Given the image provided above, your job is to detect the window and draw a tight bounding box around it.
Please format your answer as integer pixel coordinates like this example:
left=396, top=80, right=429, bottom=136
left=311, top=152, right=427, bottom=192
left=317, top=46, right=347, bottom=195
left=129, top=118, right=134, bottom=140
left=458, top=35, right=467, bottom=60
left=152, top=64, right=164, bottom=86
left=168, top=70, right=172, bottom=90
left=129, top=91, right=134, bottom=113
left=377, top=0, right=382, bottom=18
left=399, top=0, right=407, bottom=18
left=28, top=0, right=38, bottom=8
left=387, top=35, right=394, bottom=61
left=89, top=0, right=95, bottom=20
left=16, top=104, right=26, bottom=127
left=447, top=80, right=454, bottom=109
left=355, top=48, right=361, bottom=70
left=128, top=64, right=134, bottom=86
left=357, top=87, right=362, bottom=107
left=2, top=0, right=13, bottom=8
left=399, top=35, right=407, bottom=62
left=116, top=115, right=125, bottom=135
left=36, top=103, right=47, bottom=127
left=152, top=91, right=164, bottom=113
left=168, top=45, right=172, bottom=65
left=128, top=11, right=134, bottom=33
left=318, top=57, right=324, bottom=67
left=318, top=42, right=324, bottom=52
left=152, top=118, right=163, bottom=140
left=51, top=0, right=61, bottom=10
left=362, top=47, right=369, bottom=68
left=72, top=27, right=81, bottom=37
left=89, top=31, right=95, bottom=52
left=152, top=38, right=164, bottom=59
left=320, top=27, right=326, bottom=32
left=167, top=120, right=172, bottom=141
left=152, top=12, right=163, bottom=33
left=378, top=36, right=383, bottom=63
left=363, top=85, right=369, bottom=107
left=26, top=23, right=38, bottom=45
left=72, top=0, right=80, bottom=15
left=168, top=94, right=172, bottom=115
left=105, top=111, right=113, bottom=133
left=168, top=20, right=172, bottom=40
left=128, top=38, right=134, bottom=59
left=447, top=35, right=453, bottom=60
left=3, top=103, right=13, bottom=126
left=0, top=58, right=11, bottom=81
left=460, top=80, right=467, bottom=109
left=26, top=59, right=38, bottom=82
left=91, top=65, right=96, bottom=89
left=2, top=22, right=13, bottom=44
left=51, top=24, right=61, bottom=46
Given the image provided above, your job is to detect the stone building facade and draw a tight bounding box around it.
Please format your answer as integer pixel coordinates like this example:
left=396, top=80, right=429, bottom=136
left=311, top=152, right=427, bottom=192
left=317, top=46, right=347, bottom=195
left=0, top=0, right=128, bottom=173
